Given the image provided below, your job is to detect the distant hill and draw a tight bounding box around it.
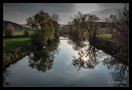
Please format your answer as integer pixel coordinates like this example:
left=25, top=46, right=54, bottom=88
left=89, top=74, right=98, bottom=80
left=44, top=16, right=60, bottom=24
left=3, top=20, right=30, bottom=31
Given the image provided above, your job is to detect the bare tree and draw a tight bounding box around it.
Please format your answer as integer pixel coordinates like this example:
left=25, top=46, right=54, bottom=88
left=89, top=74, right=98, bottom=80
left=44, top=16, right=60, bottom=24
left=71, top=11, right=100, bottom=45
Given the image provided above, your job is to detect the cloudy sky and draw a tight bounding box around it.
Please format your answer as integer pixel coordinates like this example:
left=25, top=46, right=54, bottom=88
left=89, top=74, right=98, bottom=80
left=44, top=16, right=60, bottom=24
left=3, top=3, right=127, bottom=25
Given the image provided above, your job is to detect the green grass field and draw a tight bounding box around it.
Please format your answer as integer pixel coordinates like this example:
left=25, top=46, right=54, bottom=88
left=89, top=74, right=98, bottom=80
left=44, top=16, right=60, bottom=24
left=3, top=38, right=31, bottom=53
left=13, top=31, right=24, bottom=35
left=96, top=34, right=112, bottom=39
left=3, top=30, right=34, bottom=36
left=13, top=30, right=34, bottom=35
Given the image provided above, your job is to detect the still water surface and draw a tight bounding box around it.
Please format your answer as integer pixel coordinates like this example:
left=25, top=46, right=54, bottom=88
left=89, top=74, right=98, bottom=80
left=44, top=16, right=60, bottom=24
left=4, top=37, right=128, bottom=87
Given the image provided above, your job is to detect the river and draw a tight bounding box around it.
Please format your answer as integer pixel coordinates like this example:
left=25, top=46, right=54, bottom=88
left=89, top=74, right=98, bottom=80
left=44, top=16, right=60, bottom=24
left=3, top=37, right=128, bottom=87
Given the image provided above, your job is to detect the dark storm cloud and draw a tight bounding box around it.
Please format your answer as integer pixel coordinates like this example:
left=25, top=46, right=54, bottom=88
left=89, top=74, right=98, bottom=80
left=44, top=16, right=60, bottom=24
left=90, top=3, right=127, bottom=21
left=3, top=3, right=128, bottom=24
left=3, top=3, right=76, bottom=24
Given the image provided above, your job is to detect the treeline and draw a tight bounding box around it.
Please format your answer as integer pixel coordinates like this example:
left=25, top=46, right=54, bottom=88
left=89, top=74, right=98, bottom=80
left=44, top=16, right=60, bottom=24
left=105, top=6, right=129, bottom=64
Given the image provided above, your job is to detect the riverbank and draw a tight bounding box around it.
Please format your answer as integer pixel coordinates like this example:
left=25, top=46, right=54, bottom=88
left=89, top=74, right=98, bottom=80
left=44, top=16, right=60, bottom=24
left=3, top=37, right=31, bottom=70
left=3, top=36, right=60, bottom=70
left=94, top=38, right=119, bottom=56
left=94, top=38, right=128, bottom=65
left=3, top=37, right=31, bottom=53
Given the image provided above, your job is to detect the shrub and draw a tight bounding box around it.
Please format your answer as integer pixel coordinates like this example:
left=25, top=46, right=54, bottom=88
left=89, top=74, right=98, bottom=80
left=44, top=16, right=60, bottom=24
left=4, top=24, right=15, bottom=37
left=3, top=54, right=11, bottom=67
left=24, top=30, right=29, bottom=36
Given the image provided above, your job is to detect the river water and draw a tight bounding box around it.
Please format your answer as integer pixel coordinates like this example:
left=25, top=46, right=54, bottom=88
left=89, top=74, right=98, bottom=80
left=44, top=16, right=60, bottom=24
left=3, top=37, right=128, bottom=87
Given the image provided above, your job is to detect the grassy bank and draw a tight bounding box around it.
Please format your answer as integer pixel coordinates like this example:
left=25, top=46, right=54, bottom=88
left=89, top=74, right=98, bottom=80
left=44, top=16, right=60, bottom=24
left=13, top=30, right=34, bottom=36
left=96, top=34, right=112, bottom=40
left=3, top=37, right=31, bottom=69
left=3, top=37, right=31, bottom=53
left=3, top=30, right=34, bottom=37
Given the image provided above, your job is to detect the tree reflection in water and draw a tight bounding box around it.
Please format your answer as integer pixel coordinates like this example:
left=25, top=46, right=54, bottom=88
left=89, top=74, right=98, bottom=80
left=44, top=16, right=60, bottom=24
left=28, top=40, right=60, bottom=72
left=72, top=45, right=99, bottom=71
left=69, top=38, right=128, bottom=87
left=67, top=39, right=86, bottom=51
left=103, top=57, right=128, bottom=87
left=68, top=39, right=99, bottom=71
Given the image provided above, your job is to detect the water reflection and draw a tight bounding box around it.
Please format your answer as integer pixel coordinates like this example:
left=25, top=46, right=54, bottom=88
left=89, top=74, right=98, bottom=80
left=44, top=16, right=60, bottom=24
left=3, top=39, right=60, bottom=86
left=3, top=47, right=30, bottom=86
left=72, top=44, right=99, bottom=71
left=67, top=39, right=86, bottom=51
left=103, top=57, right=129, bottom=87
left=3, top=69, right=10, bottom=86
left=3, top=47, right=29, bottom=70
left=67, top=38, right=99, bottom=70
left=28, top=40, right=60, bottom=72
left=3, top=37, right=128, bottom=87
left=69, top=38, right=128, bottom=87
